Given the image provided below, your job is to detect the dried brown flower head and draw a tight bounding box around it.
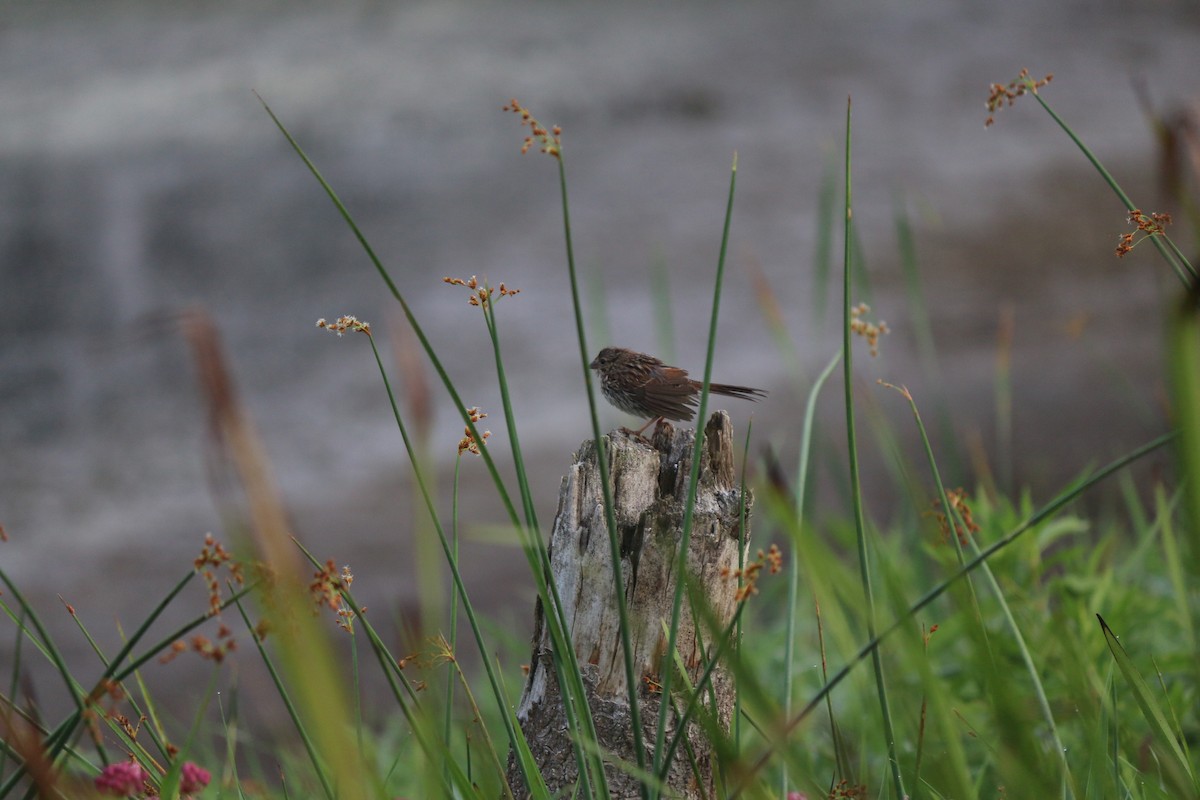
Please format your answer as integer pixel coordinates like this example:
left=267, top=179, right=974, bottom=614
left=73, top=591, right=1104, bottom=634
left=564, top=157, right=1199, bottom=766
left=928, top=488, right=979, bottom=546
left=721, top=543, right=785, bottom=601
left=458, top=406, right=491, bottom=456
left=985, top=68, right=1053, bottom=127
left=850, top=303, right=889, bottom=357
left=443, top=275, right=521, bottom=309
left=309, top=558, right=360, bottom=633
left=316, top=315, right=372, bottom=337
left=1116, top=209, right=1173, bottom=258
left=502, top=98, right=562, bottom=158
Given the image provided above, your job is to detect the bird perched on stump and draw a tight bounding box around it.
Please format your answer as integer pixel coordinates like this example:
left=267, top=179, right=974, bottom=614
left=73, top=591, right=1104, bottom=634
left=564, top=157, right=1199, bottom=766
left=589, top=346, right=767, bottom=434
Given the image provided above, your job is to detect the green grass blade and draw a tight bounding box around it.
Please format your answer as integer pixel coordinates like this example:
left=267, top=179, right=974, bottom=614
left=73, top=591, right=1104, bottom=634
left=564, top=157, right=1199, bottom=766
left=550, top=133, right=641, bottom=797
left=256, top=93, right=523, bottom=567
left=883, top=382, right=1075, bottom=794
left=1025, top=86, right=1195, bottom=285
left=482, top=297, right=539, bottom=534
left=340, top=341, right=539, bottom=795
left=496, top=656, right=554, bottom=800
left=653, top=152, right=738, bottom=792
left=1097, top=614, right=1198, bottom=796
left=781, top=351, right=839, bottom=797
left=727, top=431, right=1174, bottom=796
left=839, top=97, right=904, bottom=799
left=231, top=595, right=337, bottom=800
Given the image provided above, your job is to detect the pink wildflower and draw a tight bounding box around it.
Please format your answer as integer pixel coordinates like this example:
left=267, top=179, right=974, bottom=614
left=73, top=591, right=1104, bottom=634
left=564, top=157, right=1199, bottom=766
left=180, top=761, right=212, bottom=793
left=94, top=761, right=148, bottom=795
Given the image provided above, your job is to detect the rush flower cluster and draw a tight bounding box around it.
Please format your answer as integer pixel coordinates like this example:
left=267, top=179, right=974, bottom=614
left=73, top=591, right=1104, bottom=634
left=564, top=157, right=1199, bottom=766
left=850, top=303, right=889, bottom=357
left=443, top=275, right=521, bottom=309
left=721, top=543, right=783, bottom=601
left=309, top=559, right=362, bottom=633
left=159, top=534, right=245, bottom=665
left=929, top=488, right=980, bottom=547
left=1116, top=209, right=1173, bottom=258
left=316, top=315, right=372, bottom=337
left=501, top=97, right=562, bottom=158
left=458, top=406, right=491, bottom=456
left=194, top=533, right=243, bottom=617
left=985, top=68, right=1053, bottom=127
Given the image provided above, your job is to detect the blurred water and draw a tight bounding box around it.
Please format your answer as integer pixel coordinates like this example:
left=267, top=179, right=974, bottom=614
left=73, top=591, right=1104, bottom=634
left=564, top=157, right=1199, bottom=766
left=1, top=0, right=1197, bottom=725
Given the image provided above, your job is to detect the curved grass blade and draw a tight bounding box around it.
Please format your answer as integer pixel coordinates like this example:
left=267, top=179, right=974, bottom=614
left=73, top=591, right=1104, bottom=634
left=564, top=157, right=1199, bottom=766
left=260, top=94, right=601, bottom=793
left=1097, top=614, right=1197, bottom=796
left=883, top=381, right=1075, bottom=797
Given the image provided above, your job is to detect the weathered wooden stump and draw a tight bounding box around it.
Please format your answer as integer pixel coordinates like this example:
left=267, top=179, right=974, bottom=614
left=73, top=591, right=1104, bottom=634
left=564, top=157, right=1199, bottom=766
left=508, top=411, right=752, bottom=798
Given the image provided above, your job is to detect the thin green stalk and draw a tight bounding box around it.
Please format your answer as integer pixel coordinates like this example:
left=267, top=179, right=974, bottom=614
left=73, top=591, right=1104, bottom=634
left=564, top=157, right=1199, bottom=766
left=443, top=649, right=513, bottom=798
left=69, top=614, right=172, bottom=765
left=840, top=98, right=905, bottom=799
left=479, top=290, right=604, bottom=793
left=879, top=383, right=990, bottom=651
left=735, top=423, right=750, bottom=757
left=482, top=294, right=538, bottom=533
left=887, top=383, right=1075, bottom=797
left=257, top=95, right=523, bottom=580
left=0, top=565, right=86, bottom=719
left=894, top=195, right=963, bottom=482
left=352, top=628, right=364, bottom=766
left=659, top=592, right=752, bottom=779
left=231, top=596, right=335, bottom=800
left=495, top=655, right=554, bottom=800
left=294, top=546, right=488, bottom=797
left=663, top=638, right=718, bottom=800
left=444, top=455, right=463, bottom=785
left=654, top=153, right=739, bottom=791
left=1026, top=88, right=1195, bottom=285
left=728, top=430, right=1175, bottom=797
left=292, top=549, right=422, bottom=708
left=368, top=338, right=592, bottom=793
left=782, top=350, right=840, bottom=798
left=216, top=689, right=244, bottom=800
left=0, top=608, right=24, bottom=777
left=0, top=577, right=259, bottom=797
left=261, top=95, right=600, bottom=796
left=361, top=335, right=552, bottom=794
left=553, top=142, right=642, bottom=797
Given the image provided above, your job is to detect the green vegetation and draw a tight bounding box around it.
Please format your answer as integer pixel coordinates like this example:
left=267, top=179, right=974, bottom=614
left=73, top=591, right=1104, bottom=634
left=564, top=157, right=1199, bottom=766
left=1, top=71, right=1197, bottom=799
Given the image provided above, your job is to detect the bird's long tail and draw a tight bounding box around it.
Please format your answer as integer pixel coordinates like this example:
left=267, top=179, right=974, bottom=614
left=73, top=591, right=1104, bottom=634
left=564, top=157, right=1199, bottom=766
left=699, top=382, right=768, bottom=402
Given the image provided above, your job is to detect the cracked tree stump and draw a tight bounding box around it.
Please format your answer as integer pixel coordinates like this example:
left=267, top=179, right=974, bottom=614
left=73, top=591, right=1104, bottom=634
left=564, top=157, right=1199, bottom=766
left=507, top=411, right=752, bottom=798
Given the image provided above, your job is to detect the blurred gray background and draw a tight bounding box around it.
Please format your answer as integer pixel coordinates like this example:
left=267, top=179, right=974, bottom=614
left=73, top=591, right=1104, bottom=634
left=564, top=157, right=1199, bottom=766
left=2, top=0, right=1197, bottom=729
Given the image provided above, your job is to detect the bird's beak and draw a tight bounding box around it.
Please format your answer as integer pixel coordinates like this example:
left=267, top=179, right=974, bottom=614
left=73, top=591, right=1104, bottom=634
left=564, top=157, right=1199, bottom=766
left=588, top=356, right=599, bottom=369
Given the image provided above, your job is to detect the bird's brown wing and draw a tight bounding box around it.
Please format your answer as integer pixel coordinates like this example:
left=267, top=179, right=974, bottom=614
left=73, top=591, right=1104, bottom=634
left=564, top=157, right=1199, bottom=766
left=636, top=365, right=698, bottom=421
